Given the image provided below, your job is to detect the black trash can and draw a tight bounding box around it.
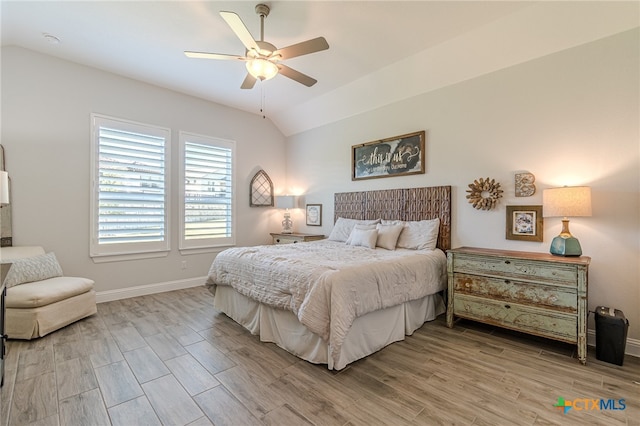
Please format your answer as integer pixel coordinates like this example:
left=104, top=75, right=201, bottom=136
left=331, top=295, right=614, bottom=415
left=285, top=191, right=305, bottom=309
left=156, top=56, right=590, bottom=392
left=594, top=306, right=629, bottom=366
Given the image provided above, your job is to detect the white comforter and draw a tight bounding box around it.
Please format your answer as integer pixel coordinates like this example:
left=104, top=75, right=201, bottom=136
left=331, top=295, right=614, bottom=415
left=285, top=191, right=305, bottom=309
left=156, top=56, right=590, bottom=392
left=206, top=239, right=447, bottom=362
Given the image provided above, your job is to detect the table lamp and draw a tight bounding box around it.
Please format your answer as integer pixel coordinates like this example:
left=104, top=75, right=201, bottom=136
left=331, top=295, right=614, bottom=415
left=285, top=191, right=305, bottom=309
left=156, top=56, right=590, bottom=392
left=275, top=195, right=296, bottom=234
left=542, top=186, right=591, bottom=256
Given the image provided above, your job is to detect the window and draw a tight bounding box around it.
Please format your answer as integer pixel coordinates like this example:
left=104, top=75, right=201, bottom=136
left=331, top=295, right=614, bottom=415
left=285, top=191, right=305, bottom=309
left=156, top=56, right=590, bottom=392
left=90, top=114, right=170, bottom=259
left=179, top=131, right=235, bottom=250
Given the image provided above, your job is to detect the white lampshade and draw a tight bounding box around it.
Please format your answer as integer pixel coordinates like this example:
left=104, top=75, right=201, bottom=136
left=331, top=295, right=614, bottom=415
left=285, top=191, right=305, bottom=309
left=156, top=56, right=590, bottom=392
left=543, top=186, right=592, bottom=218
left=0, top=171, right=9, bottom=205
left=275, top=195, right=296, bottom=210
left=246, top=58, right=278, bottom=81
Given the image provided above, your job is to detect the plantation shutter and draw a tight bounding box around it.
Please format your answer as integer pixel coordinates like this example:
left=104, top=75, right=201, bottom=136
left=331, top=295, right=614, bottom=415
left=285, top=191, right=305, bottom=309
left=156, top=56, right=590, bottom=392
left=91, top=115, right=170, bottom=258
left=180, top=132, right=235, bottom=249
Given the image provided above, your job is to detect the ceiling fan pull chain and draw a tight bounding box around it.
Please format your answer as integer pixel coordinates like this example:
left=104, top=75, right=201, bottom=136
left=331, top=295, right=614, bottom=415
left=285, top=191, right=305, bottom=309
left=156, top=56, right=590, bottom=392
left=261, top=84, right=266, bottom=119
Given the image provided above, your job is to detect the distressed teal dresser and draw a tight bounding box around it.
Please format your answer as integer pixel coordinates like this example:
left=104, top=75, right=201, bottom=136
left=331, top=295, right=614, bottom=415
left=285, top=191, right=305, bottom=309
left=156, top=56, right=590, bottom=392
left=446, top=247, right=590, bottom=364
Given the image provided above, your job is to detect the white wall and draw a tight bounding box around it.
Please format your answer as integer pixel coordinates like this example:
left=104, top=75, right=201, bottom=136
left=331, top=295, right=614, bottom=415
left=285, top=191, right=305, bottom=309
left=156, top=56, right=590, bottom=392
left=287, top=29, right=640, bottom=341
left=1, top=29, right=638, bottom=344
left=1, top=46, right=286, bottom=295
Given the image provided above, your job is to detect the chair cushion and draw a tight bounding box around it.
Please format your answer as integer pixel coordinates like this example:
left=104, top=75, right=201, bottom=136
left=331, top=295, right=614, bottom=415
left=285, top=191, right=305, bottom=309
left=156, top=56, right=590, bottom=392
left=6, top=276, right=95, bottom=308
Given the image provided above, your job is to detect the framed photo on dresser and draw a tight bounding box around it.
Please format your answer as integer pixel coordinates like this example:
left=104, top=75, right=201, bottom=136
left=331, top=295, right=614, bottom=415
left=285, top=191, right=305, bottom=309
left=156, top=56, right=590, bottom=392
left=506, top=205, right=543, bottom=242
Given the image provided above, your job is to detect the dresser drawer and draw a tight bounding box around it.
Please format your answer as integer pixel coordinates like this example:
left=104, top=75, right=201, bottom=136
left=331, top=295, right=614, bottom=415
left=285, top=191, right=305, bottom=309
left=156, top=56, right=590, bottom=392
left=453, top=273, right=577, bottom=313
left=453, top=294, right=577, bottom=343
left=452, top=254, right=577, bottom=286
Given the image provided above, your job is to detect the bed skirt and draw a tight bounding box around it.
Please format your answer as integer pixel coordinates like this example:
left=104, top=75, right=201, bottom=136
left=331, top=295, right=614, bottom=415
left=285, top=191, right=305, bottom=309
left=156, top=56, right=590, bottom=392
left=212, top=286, right=446, bottom=370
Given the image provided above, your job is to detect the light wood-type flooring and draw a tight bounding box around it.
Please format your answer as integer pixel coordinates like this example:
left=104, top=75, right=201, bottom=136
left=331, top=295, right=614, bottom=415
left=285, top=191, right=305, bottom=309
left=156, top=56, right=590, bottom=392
left=1, top=286, right=638, bottom=425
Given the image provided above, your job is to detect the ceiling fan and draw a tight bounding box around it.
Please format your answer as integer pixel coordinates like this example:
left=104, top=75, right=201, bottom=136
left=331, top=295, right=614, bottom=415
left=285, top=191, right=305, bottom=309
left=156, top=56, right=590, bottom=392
left=185, top=4, right=329, bottom=89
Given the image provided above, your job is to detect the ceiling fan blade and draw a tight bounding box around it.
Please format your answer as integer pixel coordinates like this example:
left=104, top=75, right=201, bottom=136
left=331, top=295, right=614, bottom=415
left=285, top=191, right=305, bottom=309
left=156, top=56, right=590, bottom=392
left=277, top=64, right=318, bottom=87
left=241, top=73, right=257, bottom=90
left=274, top=37, right=329, bottom=60
left=220, top=11, right=259, bottom=52
left=184, top=51, right=246, bottom=61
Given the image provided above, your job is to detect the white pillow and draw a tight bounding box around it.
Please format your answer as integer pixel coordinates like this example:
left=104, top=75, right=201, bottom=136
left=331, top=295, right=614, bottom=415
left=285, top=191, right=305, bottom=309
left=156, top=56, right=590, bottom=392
left=381, top=219, right=404, bottom=226
left=375, top=223, right=404, bottom=250
left=347, top=227, right=378, bottom=249
left=345, top=224, right=377, bottom=245
left=2, top=252, right=63, bottom=288
left=328, top=217, right=380, bottom=242
left=396, top=218, right=440, bottom=250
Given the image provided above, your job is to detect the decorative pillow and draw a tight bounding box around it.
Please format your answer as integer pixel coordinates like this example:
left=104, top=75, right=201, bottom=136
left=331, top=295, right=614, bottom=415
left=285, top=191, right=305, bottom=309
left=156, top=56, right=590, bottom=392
left=380, top=219, right=404, bottom=226
left=396, top=218, right=441, bottom=250
left=328, top=217, right=380, bottom=242
left=375, top=223, right=404, bottom=250
left=347, top=227, right=378, bottom=249
left=2, top=252, right=63, bottom=288
left=345, top=224, right=377, bottom=245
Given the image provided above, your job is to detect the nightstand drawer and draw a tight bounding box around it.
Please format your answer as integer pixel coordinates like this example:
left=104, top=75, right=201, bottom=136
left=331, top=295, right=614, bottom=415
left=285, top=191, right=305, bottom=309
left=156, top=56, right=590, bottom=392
left=453, top=273, right=577, bottom=313
left=453, top=294, right=577, bottom=343
left=274, top=236, right=303, bottom=244
left=270, top=233, right=325, bottom=245
left=452, top=254, right=577, bottom=286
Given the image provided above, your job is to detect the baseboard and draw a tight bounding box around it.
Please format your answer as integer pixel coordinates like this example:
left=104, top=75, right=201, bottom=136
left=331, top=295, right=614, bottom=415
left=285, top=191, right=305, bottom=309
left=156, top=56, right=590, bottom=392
left=587, top=329, right=639, bottom=358
left=95, top=276, right=207, bottom=303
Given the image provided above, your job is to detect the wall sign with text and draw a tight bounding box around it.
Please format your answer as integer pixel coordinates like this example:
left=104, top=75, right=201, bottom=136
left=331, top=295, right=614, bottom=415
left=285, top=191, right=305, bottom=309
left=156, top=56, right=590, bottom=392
left=352, top=131, right=425, bottom=181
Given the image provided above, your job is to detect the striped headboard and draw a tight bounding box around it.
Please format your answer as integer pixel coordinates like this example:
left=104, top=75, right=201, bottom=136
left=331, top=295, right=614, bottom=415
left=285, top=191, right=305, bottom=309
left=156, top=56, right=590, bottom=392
left=334, top=186, right=452, bottom=251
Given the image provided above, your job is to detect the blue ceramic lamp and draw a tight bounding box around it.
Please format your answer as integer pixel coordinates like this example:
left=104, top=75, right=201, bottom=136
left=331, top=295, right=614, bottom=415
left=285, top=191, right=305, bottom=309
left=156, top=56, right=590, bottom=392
left=542, top=186, right=592, bottom=256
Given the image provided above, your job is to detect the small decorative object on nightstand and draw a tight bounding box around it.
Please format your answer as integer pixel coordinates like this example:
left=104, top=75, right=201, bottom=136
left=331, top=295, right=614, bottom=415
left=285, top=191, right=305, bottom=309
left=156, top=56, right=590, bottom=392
left=447, top=247, right=590, bottom=364
left=270, top=232, right=324, bottom=245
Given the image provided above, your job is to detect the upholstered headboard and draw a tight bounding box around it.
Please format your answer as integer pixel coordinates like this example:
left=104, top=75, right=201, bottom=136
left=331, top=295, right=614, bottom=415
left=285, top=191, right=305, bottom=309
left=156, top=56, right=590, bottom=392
left=334, top=186, right=452, bottom=251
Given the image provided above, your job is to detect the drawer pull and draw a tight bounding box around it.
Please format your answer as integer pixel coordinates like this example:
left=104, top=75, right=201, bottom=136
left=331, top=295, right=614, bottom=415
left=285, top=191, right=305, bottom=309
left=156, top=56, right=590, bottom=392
left=504, top=304, right=511, bottom=309
left=504, top=260, right=511, bottom=265
left=504, top=280, right=511, bottom=285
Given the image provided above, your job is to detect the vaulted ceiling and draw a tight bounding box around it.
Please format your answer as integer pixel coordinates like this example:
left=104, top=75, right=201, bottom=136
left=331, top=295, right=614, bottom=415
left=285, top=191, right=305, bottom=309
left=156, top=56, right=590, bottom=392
left=2, top=1, right=638, bottom=136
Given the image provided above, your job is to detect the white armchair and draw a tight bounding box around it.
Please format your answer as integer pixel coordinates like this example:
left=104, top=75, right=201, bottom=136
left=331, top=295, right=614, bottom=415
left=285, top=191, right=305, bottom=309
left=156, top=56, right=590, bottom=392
left=1, top=246, right=96, bottom=339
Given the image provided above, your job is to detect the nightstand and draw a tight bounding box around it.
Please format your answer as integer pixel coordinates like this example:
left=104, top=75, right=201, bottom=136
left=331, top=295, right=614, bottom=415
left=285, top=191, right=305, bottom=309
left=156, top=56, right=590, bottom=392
left=446, top=247, right=590, bottom=364
left=270, top=232, right=324, bottom=245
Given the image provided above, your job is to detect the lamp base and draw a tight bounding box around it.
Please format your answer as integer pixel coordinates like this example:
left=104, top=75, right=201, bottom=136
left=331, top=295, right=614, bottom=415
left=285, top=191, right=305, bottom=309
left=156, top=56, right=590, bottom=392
left=281, top=212, right=293, bottom=234
left=550, top=235, right=582, bottom=257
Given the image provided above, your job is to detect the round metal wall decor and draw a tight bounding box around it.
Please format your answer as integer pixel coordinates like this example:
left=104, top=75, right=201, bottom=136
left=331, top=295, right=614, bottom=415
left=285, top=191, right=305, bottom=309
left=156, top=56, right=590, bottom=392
left=466, top=177, right=503, bottom=210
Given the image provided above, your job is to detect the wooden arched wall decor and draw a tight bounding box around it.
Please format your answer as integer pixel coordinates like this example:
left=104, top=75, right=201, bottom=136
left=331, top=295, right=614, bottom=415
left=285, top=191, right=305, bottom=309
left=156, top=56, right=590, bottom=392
left=249, top=169, right=274, bottom=207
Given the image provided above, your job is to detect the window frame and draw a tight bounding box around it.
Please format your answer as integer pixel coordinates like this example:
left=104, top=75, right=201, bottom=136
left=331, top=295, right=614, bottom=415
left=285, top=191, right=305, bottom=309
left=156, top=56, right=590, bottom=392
left=178, top=131, right=236, bottom=252
left=90, top=114, right=171, bottom=261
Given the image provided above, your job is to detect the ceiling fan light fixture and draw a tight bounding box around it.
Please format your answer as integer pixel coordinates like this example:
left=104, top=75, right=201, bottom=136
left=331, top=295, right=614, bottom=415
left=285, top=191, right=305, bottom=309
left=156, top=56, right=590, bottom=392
left=246, top=58, right=278, bottom=81
left=185, top=4, right=328, bottom=89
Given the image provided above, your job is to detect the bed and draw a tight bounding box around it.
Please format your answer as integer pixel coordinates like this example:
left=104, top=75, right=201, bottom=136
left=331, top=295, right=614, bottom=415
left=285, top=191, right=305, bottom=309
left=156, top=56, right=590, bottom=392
left=206, top=186, right=451, bottom=370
